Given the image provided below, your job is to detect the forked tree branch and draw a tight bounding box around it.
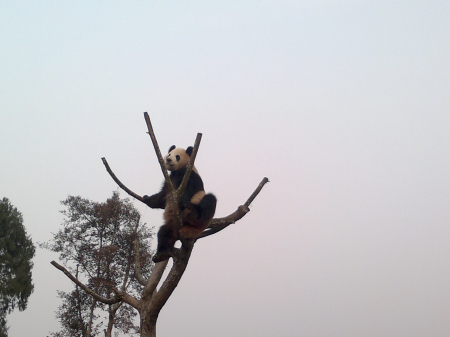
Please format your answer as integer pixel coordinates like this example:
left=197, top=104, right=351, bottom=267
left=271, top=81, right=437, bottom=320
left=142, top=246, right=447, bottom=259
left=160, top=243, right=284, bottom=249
left=111, top=288, right=140, bottom=310
left=150, top=252, right=191, bottom=312
left=177, top=133, right=202, bottom=198
left=142, top=260, right=169, bottom=301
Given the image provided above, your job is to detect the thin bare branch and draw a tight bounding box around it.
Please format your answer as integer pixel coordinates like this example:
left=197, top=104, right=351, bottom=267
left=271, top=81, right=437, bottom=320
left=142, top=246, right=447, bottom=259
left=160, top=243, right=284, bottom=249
left=143, top=112, right=174, bottom=191
left=101, top=157, right=143, bottom=202
left=244, top=177, right=269, bottom=207
left=51, top=260, right=119, bottom=305
left=199, top=177, right=269, bottom=238
left=177, top=133, right=202, bottom=198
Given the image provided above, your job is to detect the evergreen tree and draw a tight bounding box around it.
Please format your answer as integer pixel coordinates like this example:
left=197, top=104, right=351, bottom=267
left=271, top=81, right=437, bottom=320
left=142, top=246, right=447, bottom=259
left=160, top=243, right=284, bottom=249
left=0, top=198, right=35, bottom=336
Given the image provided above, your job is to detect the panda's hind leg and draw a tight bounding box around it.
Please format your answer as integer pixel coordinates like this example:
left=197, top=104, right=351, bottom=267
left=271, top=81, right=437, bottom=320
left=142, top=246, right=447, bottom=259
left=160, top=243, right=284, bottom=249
left=180, top=193, right=217, bottom=238
left=198, top=193, right=217, bottom=222
left=152, top=222, right=177, bottom=263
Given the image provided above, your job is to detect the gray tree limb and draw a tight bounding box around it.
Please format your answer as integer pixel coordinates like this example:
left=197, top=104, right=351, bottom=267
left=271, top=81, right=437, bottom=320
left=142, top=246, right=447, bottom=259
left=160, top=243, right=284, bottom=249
left=50, top=261, right=119, bottom=305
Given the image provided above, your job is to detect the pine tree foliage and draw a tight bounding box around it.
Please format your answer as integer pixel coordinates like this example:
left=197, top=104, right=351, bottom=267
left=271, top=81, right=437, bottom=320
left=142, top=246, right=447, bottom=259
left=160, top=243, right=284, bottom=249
left=0, top=198, right=35, bottom=336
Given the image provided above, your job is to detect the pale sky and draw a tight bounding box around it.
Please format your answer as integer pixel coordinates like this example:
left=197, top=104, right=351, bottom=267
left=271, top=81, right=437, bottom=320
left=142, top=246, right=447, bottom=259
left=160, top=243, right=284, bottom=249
left=2, top=1, right=450, bottom=336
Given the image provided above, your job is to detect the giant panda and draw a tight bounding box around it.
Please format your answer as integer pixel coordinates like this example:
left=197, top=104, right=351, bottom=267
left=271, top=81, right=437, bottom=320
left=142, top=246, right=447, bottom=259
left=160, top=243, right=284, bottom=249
left=143, top=145, right=217, bottom=263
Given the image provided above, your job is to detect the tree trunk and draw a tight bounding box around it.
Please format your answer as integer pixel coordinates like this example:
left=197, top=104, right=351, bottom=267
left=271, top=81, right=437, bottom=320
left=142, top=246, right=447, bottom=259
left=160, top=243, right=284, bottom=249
left=104, top=305, right=116, bottom=337
left=137, top=245, right=192, bottom=337
left=140, top=312, right=158, bottom=337
left=86, top=299, right=97, bottom=337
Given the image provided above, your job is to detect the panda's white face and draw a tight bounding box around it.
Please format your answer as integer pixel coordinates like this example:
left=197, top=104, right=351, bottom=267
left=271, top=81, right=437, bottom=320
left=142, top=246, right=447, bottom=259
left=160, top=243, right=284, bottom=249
left=164, top=147, right=190, bottom=171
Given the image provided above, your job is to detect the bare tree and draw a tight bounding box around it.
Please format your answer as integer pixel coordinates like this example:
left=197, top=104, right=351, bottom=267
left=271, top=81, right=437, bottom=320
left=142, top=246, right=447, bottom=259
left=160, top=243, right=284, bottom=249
left=51, top=113, right=268, bottom=337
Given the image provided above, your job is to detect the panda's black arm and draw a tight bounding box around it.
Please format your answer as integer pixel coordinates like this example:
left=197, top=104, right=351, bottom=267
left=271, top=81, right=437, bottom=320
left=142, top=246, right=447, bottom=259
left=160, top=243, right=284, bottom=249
left=178, top=171, right=204, bottom=208
left=143, top=183, right=167, bottom=209
left=178, top=192, right=192, bottom=209
left=143, top=193, right=166, bottom=209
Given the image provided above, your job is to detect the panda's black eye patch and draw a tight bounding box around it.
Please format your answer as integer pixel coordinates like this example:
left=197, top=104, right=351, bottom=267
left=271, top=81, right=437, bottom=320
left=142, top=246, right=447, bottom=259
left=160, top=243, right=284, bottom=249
left=176, top=155, right=180, bottom=161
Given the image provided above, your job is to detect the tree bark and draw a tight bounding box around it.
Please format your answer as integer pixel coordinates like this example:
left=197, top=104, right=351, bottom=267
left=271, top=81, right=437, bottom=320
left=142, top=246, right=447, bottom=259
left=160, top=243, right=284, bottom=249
left=139, top=312, right=158, bottom=337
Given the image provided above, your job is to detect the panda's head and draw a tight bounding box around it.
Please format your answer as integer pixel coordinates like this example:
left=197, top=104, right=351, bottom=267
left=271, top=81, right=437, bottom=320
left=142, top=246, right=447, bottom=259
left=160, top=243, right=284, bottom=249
left=164, top=145, right=194, bottom=172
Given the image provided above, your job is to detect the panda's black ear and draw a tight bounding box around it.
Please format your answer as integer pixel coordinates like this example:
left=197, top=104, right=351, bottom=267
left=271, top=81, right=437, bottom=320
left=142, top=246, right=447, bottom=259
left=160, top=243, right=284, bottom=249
left=168, top=145, right=176, bottom=153
left=186, top=146, right=193, bottom=156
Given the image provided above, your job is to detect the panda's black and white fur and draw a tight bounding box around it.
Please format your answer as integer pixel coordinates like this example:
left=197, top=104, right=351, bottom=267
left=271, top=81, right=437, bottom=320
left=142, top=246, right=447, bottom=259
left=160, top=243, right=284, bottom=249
left=143, top=145, right=217, bottom=263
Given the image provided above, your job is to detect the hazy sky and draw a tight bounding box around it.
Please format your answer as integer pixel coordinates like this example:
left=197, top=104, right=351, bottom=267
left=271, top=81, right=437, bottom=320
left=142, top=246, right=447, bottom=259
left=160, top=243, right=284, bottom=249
left=2, top=1, right=450, bottom=336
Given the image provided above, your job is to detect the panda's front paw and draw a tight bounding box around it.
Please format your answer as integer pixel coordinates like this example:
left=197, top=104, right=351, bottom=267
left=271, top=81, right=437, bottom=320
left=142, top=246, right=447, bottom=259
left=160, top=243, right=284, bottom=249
left=143, top=194, right=160, bottom=208
left=181, top=202, right=195, bottom=214
left=178, top=195, right=190, bottom=210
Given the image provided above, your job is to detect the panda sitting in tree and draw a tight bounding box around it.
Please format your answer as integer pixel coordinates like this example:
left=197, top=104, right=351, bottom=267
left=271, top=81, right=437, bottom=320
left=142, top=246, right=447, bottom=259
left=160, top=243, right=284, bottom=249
left=143, top=145, right=217, bottom=263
